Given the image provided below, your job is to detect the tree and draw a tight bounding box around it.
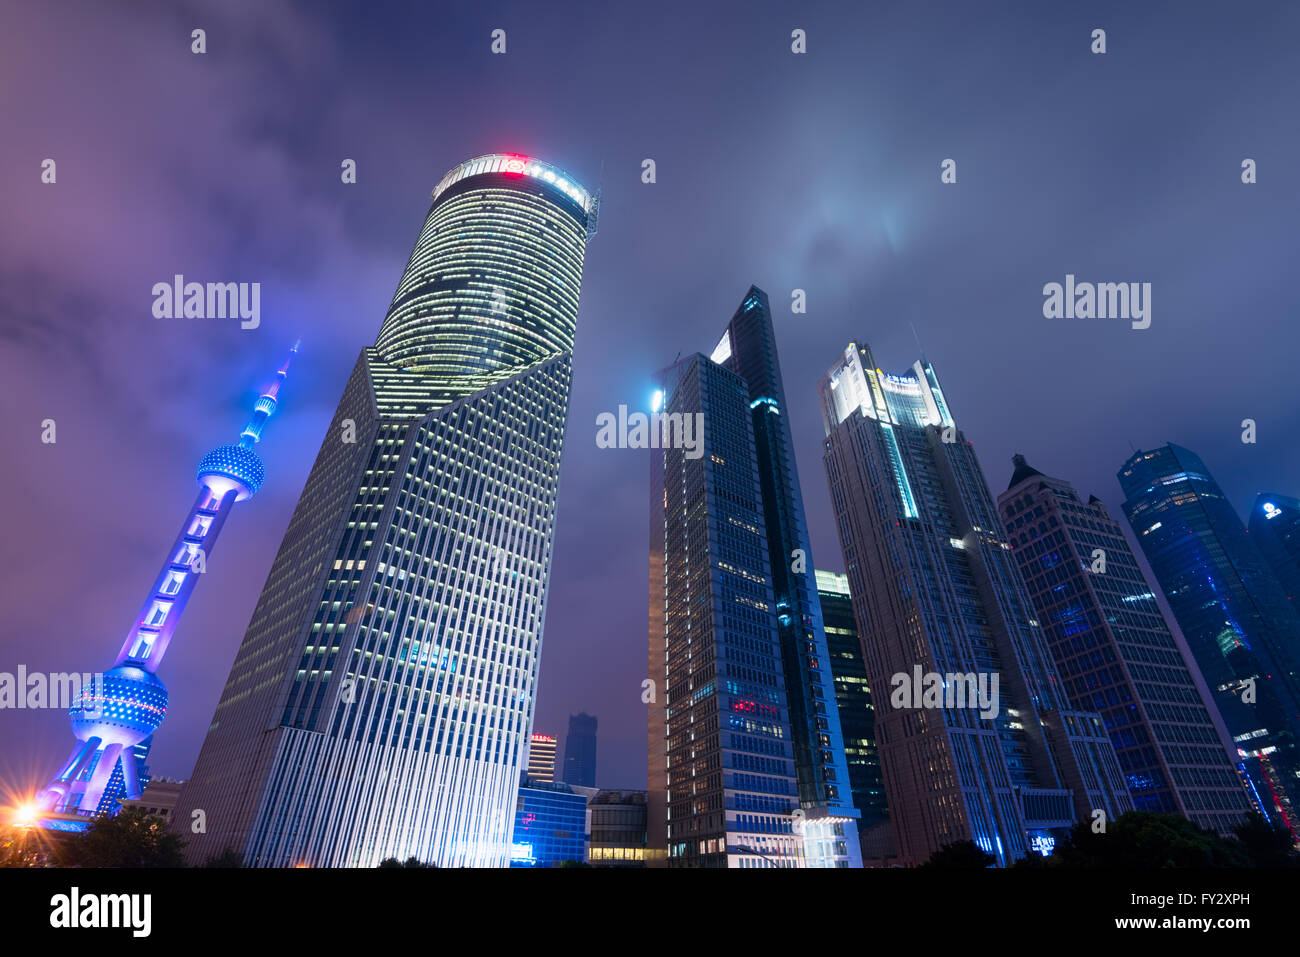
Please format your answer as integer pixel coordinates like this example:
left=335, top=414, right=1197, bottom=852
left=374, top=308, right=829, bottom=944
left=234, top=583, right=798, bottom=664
left=55, top=808, right=186, bottom=868
left=1231, top=812, right=1299, bottom=868
left=202, top=847, right=245, bottom=868
left=920, top=840, right=995, bottom=868
left=377, top=856, right=436, bottom=868
left=1050, top=811, right=1249, bottom=868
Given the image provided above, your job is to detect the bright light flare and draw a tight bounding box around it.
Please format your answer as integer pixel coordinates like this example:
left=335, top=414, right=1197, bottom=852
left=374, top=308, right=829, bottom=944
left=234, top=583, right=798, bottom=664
left=11, top=802, right=39, bottom=828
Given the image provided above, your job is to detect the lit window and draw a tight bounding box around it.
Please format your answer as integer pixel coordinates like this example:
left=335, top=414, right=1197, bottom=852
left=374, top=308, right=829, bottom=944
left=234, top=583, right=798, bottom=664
left=145, top=600, right=173, bottom=627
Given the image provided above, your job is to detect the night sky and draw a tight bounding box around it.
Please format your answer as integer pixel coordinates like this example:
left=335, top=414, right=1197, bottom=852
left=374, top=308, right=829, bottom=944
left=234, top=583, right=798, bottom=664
left=2, top=0, right=1298, bottom=796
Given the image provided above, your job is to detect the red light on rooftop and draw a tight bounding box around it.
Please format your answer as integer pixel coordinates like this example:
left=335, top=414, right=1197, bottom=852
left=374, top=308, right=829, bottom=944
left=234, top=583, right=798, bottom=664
left=501, top=155, right=530, bottom=176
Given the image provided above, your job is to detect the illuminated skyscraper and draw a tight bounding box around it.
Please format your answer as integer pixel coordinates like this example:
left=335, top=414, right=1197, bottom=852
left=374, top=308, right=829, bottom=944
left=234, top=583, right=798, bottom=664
left=1119, top=445, right=1300, bottom=835
left=527, top=733, right=558, bottom=784
left=34, top=347, right=298, bottom=827
left=648, top=288, right=861, bottom=868
left=818, top=342, right=1132, bottom=866
left=650, top=351, right=804, bottom=868
left=175, top=154, right=597, bottom=867
left=999, top=454, right=1252, bottom=835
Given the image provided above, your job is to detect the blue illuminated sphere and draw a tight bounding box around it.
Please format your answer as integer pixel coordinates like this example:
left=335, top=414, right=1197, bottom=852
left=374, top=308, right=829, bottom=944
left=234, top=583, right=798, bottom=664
left=68, top=666, right=168, bottom=748
left=197, top=444, right=265, bottom=499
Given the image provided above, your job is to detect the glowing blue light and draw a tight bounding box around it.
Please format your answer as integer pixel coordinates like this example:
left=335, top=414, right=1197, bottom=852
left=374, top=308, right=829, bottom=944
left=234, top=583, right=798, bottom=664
left=197, top=444, right=265, bottom=498
left=651, top=389, right=664, bottom=413
left=40, top=818, right=92, bottom=833
left=1264, top=502, right=1282, bottom=520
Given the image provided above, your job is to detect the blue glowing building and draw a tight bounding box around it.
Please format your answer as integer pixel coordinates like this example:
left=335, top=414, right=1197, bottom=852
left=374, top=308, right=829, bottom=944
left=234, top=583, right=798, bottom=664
left=1119, top=444, right=1300, bottom=836
left=510, top=779, right=589, bottom=867
left=999, top=455, right=1252, bottom=835
left=34, top=346, right=298, bottom=825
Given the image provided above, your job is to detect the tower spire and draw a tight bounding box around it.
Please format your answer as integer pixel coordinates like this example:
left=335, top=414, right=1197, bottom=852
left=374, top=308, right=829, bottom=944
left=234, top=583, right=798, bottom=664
left=240, top=340, right=300, bottom=447
left=32, top=346, right=298, bottom=823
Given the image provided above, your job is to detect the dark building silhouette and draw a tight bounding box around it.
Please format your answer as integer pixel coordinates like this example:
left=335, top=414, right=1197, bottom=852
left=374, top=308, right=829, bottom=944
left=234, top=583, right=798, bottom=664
left=562, top=713, right=598, bottom=788
left=1249, top=493, right=1300, bottom=610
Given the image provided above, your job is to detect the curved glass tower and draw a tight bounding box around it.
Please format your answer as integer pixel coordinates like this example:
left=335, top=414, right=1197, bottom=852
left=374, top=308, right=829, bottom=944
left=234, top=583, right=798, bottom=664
left=175, top=154, right=596, bottom=867
left=34, top=347, right=297, bottom=825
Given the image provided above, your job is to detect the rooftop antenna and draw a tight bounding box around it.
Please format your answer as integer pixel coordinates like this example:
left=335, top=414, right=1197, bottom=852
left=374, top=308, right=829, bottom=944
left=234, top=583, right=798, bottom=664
left=910, top=321, right=925, bottom=361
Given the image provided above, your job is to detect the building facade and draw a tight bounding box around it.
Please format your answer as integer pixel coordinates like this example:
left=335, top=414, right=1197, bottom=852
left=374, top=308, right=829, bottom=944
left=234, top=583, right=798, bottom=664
left=650, top=352, right=804, bottom=868
left=562, top=712, right=598, bottom=787
left=1249, top=493, right=1300, bottom=610
left=818, top=342, right=1132, bottom=866
left=34, top=349, right=297, bottom=829
left=587, top=789, right=649, bottom=866
left=648, top=288, right=861, bottom=868
left=1119, top=445, right=1300, bottom=836
left=174, top=154, right=597, bottom=867
left=999, top=454, right=1252, bottom=835
left=509, top=780, right=588, bottom=867
left=527, top=733, right=558, bottom=784
left=815, top=570, right=889, bottom=839
left=119, top=778, right=186, bottom=825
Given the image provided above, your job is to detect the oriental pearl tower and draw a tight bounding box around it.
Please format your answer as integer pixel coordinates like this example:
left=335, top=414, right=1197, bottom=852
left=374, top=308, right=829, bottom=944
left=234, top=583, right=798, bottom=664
left=34, top=344, right=299, bottom=823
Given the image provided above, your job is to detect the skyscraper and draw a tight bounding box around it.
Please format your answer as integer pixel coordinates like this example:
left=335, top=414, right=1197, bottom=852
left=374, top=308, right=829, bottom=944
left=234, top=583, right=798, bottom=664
left=649, top=352, right=804, bottom=868
left=35, top=347, right=297, bottom=827
left=815, top=569, right=889, bottom=841
left=1248, top=493, right=1300, bottom=610
left=562, top=712, right=597, bottom=788
left=1119, top=444, right=1300, bottom=835
left=527, top=732, right=558, bottom=784
left=999, top=454, right=1252, bottom=834
left=818, top=342, right=1132, bottom=866
left=174, top=154, right=597, bottom=867
left=648, top=287, right=861, bottom=868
